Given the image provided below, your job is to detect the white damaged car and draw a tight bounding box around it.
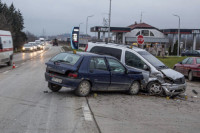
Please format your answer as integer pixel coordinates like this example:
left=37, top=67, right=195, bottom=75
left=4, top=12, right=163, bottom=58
left=86, top=42, right=186, bottom=96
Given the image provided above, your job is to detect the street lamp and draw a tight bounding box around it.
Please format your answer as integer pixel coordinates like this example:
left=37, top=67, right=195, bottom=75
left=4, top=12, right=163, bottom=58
left=173, top=14, right=180, bottom=56
left=108, top=0, right=112, bottom=42
left=86, top=15, right=94, bottom=35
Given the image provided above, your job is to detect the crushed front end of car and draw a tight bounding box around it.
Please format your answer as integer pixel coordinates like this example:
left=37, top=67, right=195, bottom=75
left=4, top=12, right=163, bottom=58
left=160, top=69, right=186, bottom=96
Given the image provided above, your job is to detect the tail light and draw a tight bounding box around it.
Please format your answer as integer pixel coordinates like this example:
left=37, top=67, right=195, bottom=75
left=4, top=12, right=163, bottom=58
left=85, top=44, right=88, bottom=52
left=68, top=72, right=78, bottom=78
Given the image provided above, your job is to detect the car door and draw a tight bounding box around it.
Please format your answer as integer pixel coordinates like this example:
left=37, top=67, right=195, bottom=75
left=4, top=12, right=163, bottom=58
left=124, top=51, right=150, bottom=85
left=177, top=57, right=189, bottom=73
left=183, top=58, right=193, bottom=76
left=107, top=58, right=131, bottom=90
left=88, top=57, right=110, bottom=90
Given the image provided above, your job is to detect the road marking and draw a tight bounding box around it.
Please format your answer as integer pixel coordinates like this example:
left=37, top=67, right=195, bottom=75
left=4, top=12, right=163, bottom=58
left=3, top=71, right=9, bottom=74
left=82, top=103, right=93, bottom=121
left=21, top=63, right=25, bottom=65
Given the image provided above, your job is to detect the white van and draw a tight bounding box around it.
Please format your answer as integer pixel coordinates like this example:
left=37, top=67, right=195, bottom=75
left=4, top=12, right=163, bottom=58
left=0, top=30, right=13, bottom=66
left=86, top=42, right=186, bottom=96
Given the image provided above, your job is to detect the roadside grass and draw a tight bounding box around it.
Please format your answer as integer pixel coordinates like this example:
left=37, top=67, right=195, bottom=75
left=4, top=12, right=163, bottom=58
left=62, top=46, right=84, bottom=52
left=157, top=56, right=187, bottom=69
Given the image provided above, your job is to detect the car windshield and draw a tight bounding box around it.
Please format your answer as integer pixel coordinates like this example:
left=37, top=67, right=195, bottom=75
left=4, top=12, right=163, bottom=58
left=196, top=58, right=200, bottom=64
left=137, top=51, right=167, bottom=69
left=50, top=53, right=81, bottom=65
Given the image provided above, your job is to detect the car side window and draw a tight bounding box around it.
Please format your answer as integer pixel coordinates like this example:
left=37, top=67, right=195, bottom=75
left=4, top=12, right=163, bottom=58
left=186, top=58, right=193, bottom=64
left=89, top=57, right=108, bottom=71
left=90, top=46, right=122, bottom=60
left=107, top=58, right=125, bottom=74
left=125, top=51, right=146, bottom=70
left=182, top=58, right=189, bottom=64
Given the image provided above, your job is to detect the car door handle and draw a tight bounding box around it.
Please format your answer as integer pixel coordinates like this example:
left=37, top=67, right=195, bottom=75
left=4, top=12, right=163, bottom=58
left=89, top=70, right=94, bottom=73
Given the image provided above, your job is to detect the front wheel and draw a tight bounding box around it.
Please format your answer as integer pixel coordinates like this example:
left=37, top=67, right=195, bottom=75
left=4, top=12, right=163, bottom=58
left=7, top=59, right=12, bottom=66
left=48, top=82, right=62, bottom=92
left=147, top=82, right=163, bottom=96
left=75, top=80, right=91, bottom=97
left=128, top=81, right=140, bottom=95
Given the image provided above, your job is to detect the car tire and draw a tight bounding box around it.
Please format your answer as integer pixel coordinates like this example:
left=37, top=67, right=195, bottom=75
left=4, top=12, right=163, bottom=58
left=75, top=80, right=91, bottom=97
left=7, top=59, right=12, bottom=66
left=147, top=81, right=163, bottom=96
left=48, top=82, right=62, bottom=92
left=128, top=81, right=140, bottom=95
left=188, top=71, right=193, bottom=81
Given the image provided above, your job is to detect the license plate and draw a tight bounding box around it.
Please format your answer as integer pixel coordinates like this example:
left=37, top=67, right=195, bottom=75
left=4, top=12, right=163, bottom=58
left=51, top=77, right=62, bottom=83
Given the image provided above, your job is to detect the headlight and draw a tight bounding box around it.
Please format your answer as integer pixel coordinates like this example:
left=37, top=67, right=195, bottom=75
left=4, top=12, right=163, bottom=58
left=30, top=47, right=33, bottom=50
left=22, top=47, right=25, bottom=50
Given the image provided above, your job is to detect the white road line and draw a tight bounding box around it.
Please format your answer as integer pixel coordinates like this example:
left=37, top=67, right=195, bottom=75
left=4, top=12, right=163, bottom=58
left=3, top=71, right=10, bottom=74
left=82, top=103, right=93, bottom=121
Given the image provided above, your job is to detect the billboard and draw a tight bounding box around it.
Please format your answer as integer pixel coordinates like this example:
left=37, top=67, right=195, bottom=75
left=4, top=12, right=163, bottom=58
left=71, top=27, right=79, bottom=49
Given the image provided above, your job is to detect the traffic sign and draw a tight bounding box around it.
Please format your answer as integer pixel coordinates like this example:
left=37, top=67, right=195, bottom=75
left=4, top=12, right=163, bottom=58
left=137, top=35, right=144, bottom=44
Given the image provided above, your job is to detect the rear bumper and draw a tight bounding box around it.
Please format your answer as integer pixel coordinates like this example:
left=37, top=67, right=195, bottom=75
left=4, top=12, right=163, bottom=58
left=45, top=72, right=81, bottom=90
left=162, top=83, right=186, bottom=96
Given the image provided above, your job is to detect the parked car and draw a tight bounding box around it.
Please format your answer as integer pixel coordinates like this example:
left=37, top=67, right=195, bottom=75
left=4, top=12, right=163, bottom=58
left=174, top=57, right=200, bottom=81
left=0, top=30, right=13, bottom=66
left=86, top=42, right=186, bottom=96
left=28, top=42, right=37, bottom=51
left=45, top=52, right=143, bottom=97
left=22, top=43, right=34, bottom=52
left=181, top=50, right=200, bottom=56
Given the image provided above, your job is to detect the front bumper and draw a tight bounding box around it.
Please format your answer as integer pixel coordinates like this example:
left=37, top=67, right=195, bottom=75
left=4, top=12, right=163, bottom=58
left=162, top=83, right=186, bottom=96
left=45, top=72, right=81, bottom=90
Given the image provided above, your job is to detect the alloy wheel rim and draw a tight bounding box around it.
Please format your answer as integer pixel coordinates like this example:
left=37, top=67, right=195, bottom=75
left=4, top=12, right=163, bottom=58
left=131, top=83, right=139, bottom=94
left=80, top=82, right=90, bottom=95
left=150, top=83, right=162, bottom=95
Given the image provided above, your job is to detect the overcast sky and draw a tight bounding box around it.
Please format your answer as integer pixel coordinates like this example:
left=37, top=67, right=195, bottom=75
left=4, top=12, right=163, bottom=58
left=2, top=0, right=200, bottom=36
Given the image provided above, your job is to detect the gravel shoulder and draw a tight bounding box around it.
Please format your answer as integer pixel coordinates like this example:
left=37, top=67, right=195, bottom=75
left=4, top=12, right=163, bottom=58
left=88, top=80, right=200, bottom=133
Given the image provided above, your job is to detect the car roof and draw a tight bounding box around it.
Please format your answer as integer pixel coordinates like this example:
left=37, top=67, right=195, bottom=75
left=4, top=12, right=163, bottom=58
left=88, top=42, right=145, bottom=52
left=66, top=51, right=117, bottom=59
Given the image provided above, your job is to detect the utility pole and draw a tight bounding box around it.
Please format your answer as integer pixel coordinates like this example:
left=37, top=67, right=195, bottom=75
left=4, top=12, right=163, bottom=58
left=86, top=15, right=94, bottom=35
left=140, top=12, right=143, bottom=23
left=173, top=14, right=180, bottom=56
left=108, top=0, right=112, bottom=42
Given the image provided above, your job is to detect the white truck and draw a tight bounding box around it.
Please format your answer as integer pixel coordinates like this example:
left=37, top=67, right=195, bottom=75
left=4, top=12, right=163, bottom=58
left=0, top=30, right=13, bottom=66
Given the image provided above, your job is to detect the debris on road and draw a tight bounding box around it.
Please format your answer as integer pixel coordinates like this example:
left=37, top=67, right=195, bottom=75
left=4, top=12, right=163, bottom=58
left=192, top=89, right=198, bottom=95
left=43, top=90, right=49, bottom=93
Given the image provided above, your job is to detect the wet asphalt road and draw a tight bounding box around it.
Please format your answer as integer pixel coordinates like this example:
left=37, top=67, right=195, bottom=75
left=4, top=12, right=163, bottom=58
left=0, top=45, right=200, bottom=133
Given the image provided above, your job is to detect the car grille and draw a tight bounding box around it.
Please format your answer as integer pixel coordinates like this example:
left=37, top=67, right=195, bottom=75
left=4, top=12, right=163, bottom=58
left=174, top=77, right=185, bottom=84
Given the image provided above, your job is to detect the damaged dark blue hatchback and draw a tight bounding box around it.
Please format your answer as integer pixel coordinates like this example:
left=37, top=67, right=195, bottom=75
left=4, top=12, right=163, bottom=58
left=45, top=52, right=143, bottom=96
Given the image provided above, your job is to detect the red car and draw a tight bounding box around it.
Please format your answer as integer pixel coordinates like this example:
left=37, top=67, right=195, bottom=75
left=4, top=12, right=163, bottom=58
left=174, top=57, right=200, bottom=81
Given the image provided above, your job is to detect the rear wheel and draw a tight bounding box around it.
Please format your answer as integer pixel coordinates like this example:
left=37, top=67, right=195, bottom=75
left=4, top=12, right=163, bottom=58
left=128, top=81, right=140, bottom=95
left=75, top=80, right=91, bottom=97
left=188, top=71, right=193, bottom=81
left=147, top=82, right=163, bottom=96
left=48, top=82, right=62, bottom=92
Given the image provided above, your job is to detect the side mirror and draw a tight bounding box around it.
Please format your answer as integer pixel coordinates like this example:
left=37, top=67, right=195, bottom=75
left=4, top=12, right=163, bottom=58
left=178, top=62, right=182, bottom=64
left=143, top=65, right=149, bottom=71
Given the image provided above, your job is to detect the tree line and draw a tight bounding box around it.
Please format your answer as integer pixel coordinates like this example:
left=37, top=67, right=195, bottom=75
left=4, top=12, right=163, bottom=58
left=0, top=0, right=27, bottom=49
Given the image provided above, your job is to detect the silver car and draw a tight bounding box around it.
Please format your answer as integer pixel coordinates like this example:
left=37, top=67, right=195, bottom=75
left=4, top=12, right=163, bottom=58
left=87, top=42, right=186, bottom=96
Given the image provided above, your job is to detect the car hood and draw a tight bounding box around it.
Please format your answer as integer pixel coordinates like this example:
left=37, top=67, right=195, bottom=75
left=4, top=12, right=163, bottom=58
left=160, top=68, right=184, bottom=80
